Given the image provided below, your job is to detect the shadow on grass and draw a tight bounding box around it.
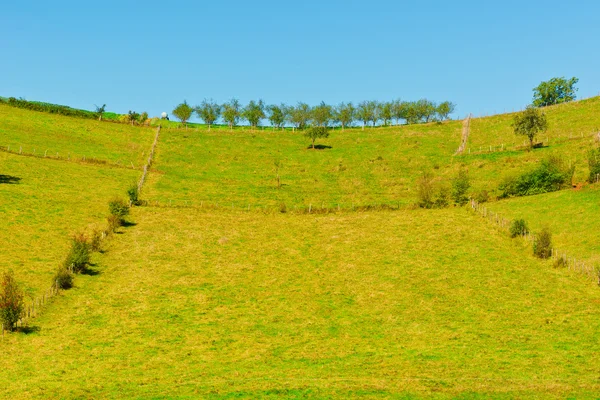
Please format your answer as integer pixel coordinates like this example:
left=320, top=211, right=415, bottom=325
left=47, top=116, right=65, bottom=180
left=0, top=174, right=21, bottom=184
left=121, top=220, right=137, bottom=228
left=18, top=326, right=41, bottom=334
left=80, top=263, right=101, bottom=276
left=307, top=144, right=332, bottom=150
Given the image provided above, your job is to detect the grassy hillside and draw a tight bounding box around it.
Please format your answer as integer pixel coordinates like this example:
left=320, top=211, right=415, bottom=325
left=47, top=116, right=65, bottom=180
left=0, top=151, right=139, bottom=297
left=0, top=102, right=155, bottom=167
left=1, top=207, right=599, bottom=398
left=484, top=185, right=600, bottom=266
left=145, top=121, right=463, bottom=208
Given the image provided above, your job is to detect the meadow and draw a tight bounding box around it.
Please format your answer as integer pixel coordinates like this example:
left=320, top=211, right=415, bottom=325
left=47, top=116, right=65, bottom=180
left=1, top=207, right=599, bottom=398
left=0, top=151, right=139, bottom=298
left=0, top=102, right=155, bottom=167
left=1, top=98, right=599, bottom=398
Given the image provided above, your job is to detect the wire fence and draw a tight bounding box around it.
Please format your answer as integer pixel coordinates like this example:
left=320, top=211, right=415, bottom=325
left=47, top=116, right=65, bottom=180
left=0, top=144, right=142, bottom=170
left=469, top=199, right=600, bottom=285
left=458, top=130, right=599, bottom=156
left=1, top=128, right=162, bottom=337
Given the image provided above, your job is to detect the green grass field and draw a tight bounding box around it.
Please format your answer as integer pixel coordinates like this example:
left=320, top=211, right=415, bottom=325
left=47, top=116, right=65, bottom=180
left=0, top=102, right=155, bottom=166
left=0, top=151, right=139, bottom=298
left=1, top=99, right=600, bottom=398
left=1, top=207, right=599, bottom=398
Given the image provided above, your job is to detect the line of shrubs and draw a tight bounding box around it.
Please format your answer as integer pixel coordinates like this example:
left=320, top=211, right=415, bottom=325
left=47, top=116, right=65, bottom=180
left=0, top=197, right=132, bottom=331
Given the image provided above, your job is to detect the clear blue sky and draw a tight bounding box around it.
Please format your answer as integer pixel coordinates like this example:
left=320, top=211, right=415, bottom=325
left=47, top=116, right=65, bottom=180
left=2, top=0, right=599, bottom=121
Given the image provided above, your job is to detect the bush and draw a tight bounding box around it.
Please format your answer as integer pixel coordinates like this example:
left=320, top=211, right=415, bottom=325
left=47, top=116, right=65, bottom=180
left=451, top=168, right=470, bottom=206
left=474, top=190, right=489, bottom=203
left=107, top=215, right=122, bottom=233
left=279, top=202, right=287, bottom=213
left=434, top=186, right=450, bottom=208
left=64, top=233, right=90, bottom=273
left=109, top=198, right=130, bottom=219
left=127, top=183, right=140, bottom=206
left=416, top=171, right=435, bottom=208
left=553, top=256, right=568, bottom=269
left=6, top=97, right=96, bottom=119
left=89, top=228, right=103, bottom=252
left=0, top=270, right=24, bottom=331
left=533, top=227, right=553, bottom=259
left=509, top=219, right=529, bottom=238
left=588, top=147, right=600, bottom=183
left=499, top=156, right=574, bottom=198
left=54, top=266, right=74, bottom=289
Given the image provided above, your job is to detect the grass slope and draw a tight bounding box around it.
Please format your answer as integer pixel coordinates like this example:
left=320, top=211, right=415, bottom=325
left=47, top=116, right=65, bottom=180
left=485, top=185, right=600, bottom=266
left=0, top=151, right=139, bottom=297
left=0, top=102, right=155, bottom=166
left=145, top=122, right=462, bottom=208
left=1, top=207, right=599, bottom=398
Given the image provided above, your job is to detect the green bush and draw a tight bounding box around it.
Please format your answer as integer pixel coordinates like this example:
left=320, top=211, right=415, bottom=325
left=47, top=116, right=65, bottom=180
left=509, top=219, right=529, bottom=238
left=434, top=186, right=450, bottom=208
left=553, top=256, right=568, bottom=269
left=127, top=183, right=140, bottom=206
left=6, top=97, right=96, bottom=119
left=0, top=270, right=24, bottom=331
left=64, top=233, right=90, bottom=273
left=533, top=227, right=553, bottom=259
left=499, top=156, right=574, bottom=198
left=588, top=147, right=600, bottom=183
left=54, top=266, right=74, bottom=289
left=451, top=168, right=470, bottom=206
left=107, top=215, right=122, bottom=233
left=416, top=171, right=435, bottom=209
left=109, top=198, right=130, bottom=219
left=89, top=229, right=102, bottom=252
left=474, top=190, right=489, bottom=203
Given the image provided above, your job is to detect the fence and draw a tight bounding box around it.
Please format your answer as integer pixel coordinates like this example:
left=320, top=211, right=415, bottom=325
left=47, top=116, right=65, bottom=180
left=0, top=144, right=141, bottom=170
left=137, top=126, right=161, bottom=192
left=455, top=114, right=471, bottom=154
left=460, top=130, right=599, bottom=156
left=469, top=199, right=600, bottom=285
left=1, top=128, right=162, bottom=338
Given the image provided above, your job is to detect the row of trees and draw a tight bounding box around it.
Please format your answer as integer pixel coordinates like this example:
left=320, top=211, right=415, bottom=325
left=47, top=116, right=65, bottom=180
left=172, top=99, right=456, bottom=130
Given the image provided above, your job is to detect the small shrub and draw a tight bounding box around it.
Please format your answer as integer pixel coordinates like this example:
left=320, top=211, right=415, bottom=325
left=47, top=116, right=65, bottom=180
left=89, top=229, right=102, bottom=252
left=474, top=190, right=489, bottom=203
left=54, top=266, right=73, bottom=289
left=0, top=270, right=24, bottom=331
left=279, top=202, right=287, bottom=213
left=107, top=214, right=122, bottom=233
left=416, top=171, right=435, bottom=209
left=533, top=227, right=553, bottom=259
left=509, top=219, right=529, bottom=238
left=451, top=168, right=470, bottom=206
left=553, top=256, right=568, bottom=269
left=127, top=183, right=140, bottom=206
left=64, top=233, right=90, bottom=273
left=588, top=147, right=600, bottom=183
left=109, top=198, right=130, bottom=220
left=434, top=186, right=450, bottom=208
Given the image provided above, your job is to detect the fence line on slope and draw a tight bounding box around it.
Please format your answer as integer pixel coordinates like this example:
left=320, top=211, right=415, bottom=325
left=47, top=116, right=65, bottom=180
left=469, top=199, right=600, bottom=285
left=1, top=127, right=162, bottom=338
left=0, top=144, right=141, bottom=170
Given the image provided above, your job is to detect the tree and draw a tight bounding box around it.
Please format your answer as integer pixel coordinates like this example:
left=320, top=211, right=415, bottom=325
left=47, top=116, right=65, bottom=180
left=288, top=102, right=312, bottom=130
left=267, top=104, right=287, bottom=130
left=304, top=126, right=330, bottom=149
left=380, top=102, right=393, bottom=126
left=311, top=101, right=333, bottom=127
left=222, top=99, right=241, bottom=131
left=95, top=104, right=106, bottom=121
left=333, top=102, right=355, bottom=130
left=0, top=270, right=24, bottom=331
left=127, top=110, right=140, bottom=126
left=195, top=99, right=221, bottom=131
left=139, top=112, right=149, bottom=125
left=532, top=77, right=578, bottom=107
left=172, top=101, right=193, bottom=129
left=241, top=100, right=266, bottom=130
left=415, top=99, right=437, bottom=123
left=451, top=168, right=470, bottom=206
left=356, top=101, right=377, bottom=130
left=512, top=105, right=548, bottom=149
left=437, top=101, right=455, bottom=121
